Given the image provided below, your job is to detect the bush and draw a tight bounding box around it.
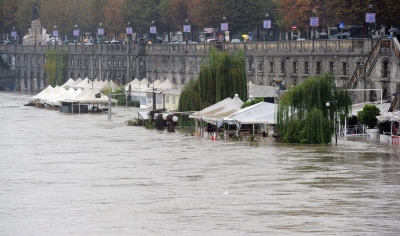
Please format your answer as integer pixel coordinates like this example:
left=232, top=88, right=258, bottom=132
left=357, top=104, right=380, bottom=129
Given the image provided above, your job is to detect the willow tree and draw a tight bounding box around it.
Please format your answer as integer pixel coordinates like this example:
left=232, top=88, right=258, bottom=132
left=276, top=74, right=352, bottom=144
left=44, top=50, right=68, bottom=87
left=178, top=47, right=247, bottom=126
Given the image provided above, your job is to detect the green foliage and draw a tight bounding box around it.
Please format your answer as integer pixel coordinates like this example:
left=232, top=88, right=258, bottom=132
left=277, top=74, right=352, bottom=144
left=357, top=104, right=380, bottom=129
left=178, top=47, right=247, bottom=127
left=102, top=85, right=127, bottom=105
left=44, top=50, right=68, bottom=87
left=242, top=97, right=263, bottom=108
left=125, top=118, right=140, bottom=126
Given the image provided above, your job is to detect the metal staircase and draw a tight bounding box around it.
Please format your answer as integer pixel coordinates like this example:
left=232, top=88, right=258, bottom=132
left=347, top=39, right=381, bottom=97
left=347, top=38, right=395, bottom=103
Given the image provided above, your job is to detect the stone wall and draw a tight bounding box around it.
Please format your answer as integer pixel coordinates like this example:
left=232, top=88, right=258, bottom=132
left=1, top=38, right=399, bottom=103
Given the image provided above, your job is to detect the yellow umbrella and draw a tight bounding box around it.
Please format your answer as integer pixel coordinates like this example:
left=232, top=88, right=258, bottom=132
left=242, top=34, right=249, bottom=39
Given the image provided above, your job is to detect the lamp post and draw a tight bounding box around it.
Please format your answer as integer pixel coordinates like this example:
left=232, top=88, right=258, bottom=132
left=126, top=22, right=132, bottom=44
left=11, top=27, right=16, bottom=44
left=264, top=13, right=271, bottom=41
left=312, top=9, right=317, bottom=40
left=74, top=25, right=79, bottom=45
left=150, top=20, right=156, bottom=43
left=98, top=22, right=104, bottom=43
left=326, top=100, right=338, bottom=145
left=221, top=16, right=227, bottom=42
left=184, top=19, right=189, bottom=43
left=367, top=4, right=376, bottom=38
left=53, top=25, right=58, bottom=48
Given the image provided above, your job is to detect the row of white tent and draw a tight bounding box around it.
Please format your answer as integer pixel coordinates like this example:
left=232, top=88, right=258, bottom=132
left=61, top=77, right=120, bottom=90
left=31, top=84, right=117, bottom=106
left=189, top=94, right=278, bottom=134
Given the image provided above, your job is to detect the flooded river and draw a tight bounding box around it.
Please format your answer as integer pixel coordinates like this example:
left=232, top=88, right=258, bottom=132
left=0, top=91, right=399, bottom=235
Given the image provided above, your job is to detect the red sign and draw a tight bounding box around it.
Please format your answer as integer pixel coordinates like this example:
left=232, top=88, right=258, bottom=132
left=292, top=25, right=297, bottom=30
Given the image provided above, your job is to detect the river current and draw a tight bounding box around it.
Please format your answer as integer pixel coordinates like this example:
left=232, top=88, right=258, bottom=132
left=0, top=91, right=399, bottom=235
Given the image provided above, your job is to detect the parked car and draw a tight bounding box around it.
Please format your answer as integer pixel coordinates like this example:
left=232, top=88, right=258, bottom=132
left=231, top=39, right=241, bottom=43
left=206, top=38, right=217, bottom=43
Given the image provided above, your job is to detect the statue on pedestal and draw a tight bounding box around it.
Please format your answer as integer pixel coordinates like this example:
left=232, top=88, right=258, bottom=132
left=32, top=2, right=40, bottom=20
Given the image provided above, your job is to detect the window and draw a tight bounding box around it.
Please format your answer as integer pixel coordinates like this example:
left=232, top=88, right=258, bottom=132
left=329, top=62, right=334, bottom=74
left=258, top=62, right=263, bottom=72
left=269, top=61, right=274, bottom=73
left=316, top=62, right=321, bottom=74
left=292, top=62, right=297, bottom=74
left=304, top=61, right=309, bottom=74
left=280, top=61, right=285, bottom=74
left=383, top=62, right=389, bottom=77
left=84, top=60, right=88, bottom=67
left=342, top=62, right=347, bottom=75
left=166, top=96, right=169, bottom=103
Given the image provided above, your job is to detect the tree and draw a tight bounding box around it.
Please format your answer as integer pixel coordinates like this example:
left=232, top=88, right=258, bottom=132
left=178, top=47, right=247, bottom=125
left=45, top=50, right=67, bottom=86
left=276, top=74, right=352, bottom=144
left=102, top=0, right=127, bottom=39
left=15, top=0, right=37, bottom=36
left=357, top=104, right=380, bottom=129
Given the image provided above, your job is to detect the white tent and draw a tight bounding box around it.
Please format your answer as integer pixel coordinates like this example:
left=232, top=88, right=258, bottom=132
left=52, top=88, right=77, bottom=105
left=189, top=94, right=244, bottom=123
left=75, top=88, right=117, bottom=104
left=157, top=79, right=174, bottom=91
left=225, top=102, right=277, bottom=125
left=40, top=85, right=62, bottom=101
left=148, top=79, right=161, bottom=90
left=61, top=78, right=76, bottom=89
left=73, top=77, right=92, bottom=89
left=31, top=85, right=53, bottom=100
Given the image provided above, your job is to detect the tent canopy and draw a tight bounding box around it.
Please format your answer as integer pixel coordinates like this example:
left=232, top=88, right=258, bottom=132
left=225, top=102, right=277, bottom=124
left=189, top=94, right=243, bottom=123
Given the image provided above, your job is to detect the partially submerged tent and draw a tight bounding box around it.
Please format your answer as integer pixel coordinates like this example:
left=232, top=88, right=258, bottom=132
left=189, top=94, right=244, bottom=123
left=225, top=102, right=277, bottom=125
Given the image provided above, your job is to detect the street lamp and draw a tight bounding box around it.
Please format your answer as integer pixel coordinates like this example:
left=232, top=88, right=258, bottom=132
left=126, top=22, right=132, bottom=44
left=312, top=9, right=317, bottom=40
left=367, top=4, right=375, bottom=38
left=74, top=25, right=79, bottom=45
left=11, top=27, right=16, bottom=44
left=98, top=22, right=104, bottom=43
left=326, top=100, right=338, bottom=145
left=184, top=19, right=190, bottom=43
left=150, top=20, right=156, bottom=43
left=264, top=13, right=271, bottom=41
left=53, top=25, right=58, bottom=47
left=221, top=16, right=227, bottom=42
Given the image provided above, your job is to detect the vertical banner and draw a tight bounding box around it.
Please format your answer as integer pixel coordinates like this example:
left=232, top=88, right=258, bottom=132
left=126, top=27, right=133, bottom=35
left=53, top=30, right=58, bottom=37
left=11, top=31, right=17, bottom=38
left=98, top=28, right=104, bottom=36
left=221, top=23, right=229, bottom=31
left=225, top=31, right=230, bottom=42
left=365, top=13, right=376, bottom=23
left=183, top=25, right=191, bottom=33
left=73, top=29, right=80, bottom=36
left=263, top=20, right=272, bottom=29
left=150, top=26, right=156, bottom=34
left=310, top=17, right=319, bottom=27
